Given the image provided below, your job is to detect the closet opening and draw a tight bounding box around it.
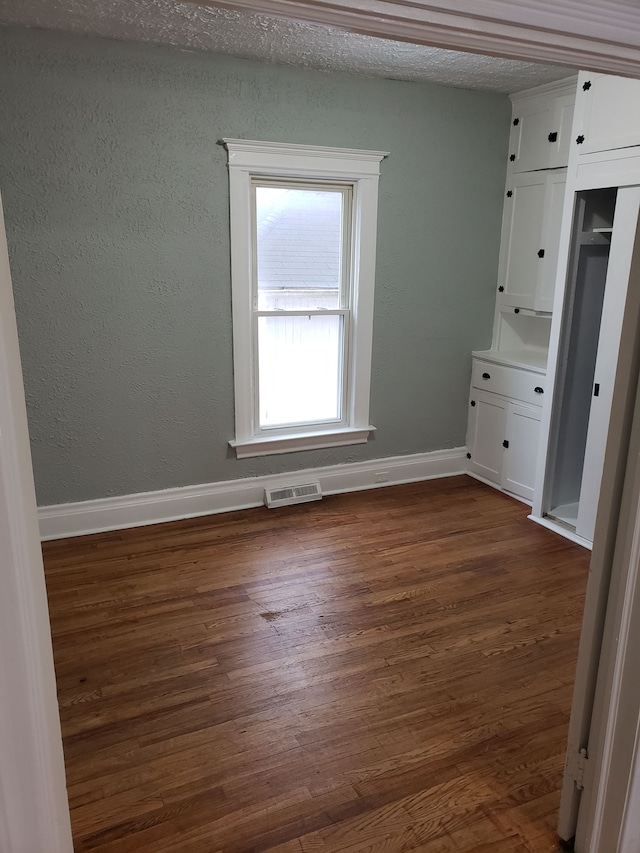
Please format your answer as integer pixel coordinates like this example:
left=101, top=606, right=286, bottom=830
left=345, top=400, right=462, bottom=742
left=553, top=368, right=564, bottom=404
left=546, top=187, right=617, bottom=531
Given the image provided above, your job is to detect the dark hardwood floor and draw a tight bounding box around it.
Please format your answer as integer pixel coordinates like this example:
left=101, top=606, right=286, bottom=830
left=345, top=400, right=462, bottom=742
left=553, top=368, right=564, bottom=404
left=43, top=475, right=590, bottom=852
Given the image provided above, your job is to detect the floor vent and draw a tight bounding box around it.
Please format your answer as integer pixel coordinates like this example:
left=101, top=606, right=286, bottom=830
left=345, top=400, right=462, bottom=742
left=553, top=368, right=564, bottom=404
left=264, top=482, right=322, bottom=509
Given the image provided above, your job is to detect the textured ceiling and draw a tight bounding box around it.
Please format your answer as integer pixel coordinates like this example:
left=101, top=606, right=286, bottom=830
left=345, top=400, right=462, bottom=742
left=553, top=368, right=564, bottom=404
left=0, top=0, right=574, bottom=93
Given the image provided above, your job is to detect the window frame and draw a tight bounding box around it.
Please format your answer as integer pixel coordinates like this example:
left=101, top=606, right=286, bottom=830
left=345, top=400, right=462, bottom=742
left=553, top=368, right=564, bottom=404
left=224, top=138, right=387, bottom=459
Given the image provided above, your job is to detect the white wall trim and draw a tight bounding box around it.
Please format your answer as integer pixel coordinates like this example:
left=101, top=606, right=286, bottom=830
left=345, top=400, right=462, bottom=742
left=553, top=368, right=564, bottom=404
left=229, top=425, right=375, bottom=458
left=38, top=447, right=466, bottom=540
left=0, top=194, right=73, bottom=850
left=575, top=422, right=640, bottom=851
left=197, top=0, right=640, bottom=78
left=224, top=138, right=386, bottom=458
left=222, top=138, right=389, bottom=172
left=528, top=513, right=593, bottom=550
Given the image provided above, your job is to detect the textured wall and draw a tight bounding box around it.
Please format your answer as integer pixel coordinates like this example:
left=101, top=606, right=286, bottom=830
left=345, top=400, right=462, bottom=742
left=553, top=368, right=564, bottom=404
left=0, top=26, right=509, bottom=506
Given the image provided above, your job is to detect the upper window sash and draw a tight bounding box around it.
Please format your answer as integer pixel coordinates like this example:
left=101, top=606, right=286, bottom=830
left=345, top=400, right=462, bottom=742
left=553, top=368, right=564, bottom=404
left=251, top=178, right=353, bottom=315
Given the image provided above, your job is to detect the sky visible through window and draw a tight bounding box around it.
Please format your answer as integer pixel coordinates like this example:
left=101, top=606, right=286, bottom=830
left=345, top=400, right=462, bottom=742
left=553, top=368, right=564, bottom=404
left=255, top=186, right=347, bottom=428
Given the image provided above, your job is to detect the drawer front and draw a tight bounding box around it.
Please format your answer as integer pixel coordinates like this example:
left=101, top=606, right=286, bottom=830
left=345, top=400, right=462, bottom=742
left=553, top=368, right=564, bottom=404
left=471, top=360, right=545, bottom=407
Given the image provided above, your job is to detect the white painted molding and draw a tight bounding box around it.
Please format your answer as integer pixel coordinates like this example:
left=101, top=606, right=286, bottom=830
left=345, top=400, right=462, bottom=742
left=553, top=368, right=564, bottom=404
left=508, top=75, right=578, bottom=105
left=527, top=513, right=593, bottom=550
left=192, top=0, right=640, bottom=78
left=225, top=138, right=385, bottom=458
left=577, top=448, right=640, bottom=851
left=38, top=447, right=466, bottom=540
left=0, top=194, right=73, bottom=849
left=466, top=470, right=533, bottom=508
left=223, top=138, right=388, bottom=169
left=230, top=425, right=375, bottom=458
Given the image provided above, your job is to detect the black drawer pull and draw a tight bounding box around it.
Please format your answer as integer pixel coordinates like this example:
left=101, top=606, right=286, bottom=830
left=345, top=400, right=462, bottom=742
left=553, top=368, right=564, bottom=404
left=503, top=440, right=509, bottom=449
left=537, top=249, right=545, bottom=258
left=514, top=308, right=520, bottom=314
left=482, top=372, right=490, bottom=380
left=548, top=131, right=558, bottom=142
left=534, top=386, right=544, bottom=394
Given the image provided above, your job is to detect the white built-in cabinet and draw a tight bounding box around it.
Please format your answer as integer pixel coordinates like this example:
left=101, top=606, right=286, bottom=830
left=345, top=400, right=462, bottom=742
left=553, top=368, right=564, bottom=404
left=467, top=358, right=545, bottom=501
left=466, top=78, right=575, bottom=504
left=468, top=71, right=640, bottom=537
left=532, top=71, right=640, bottom=546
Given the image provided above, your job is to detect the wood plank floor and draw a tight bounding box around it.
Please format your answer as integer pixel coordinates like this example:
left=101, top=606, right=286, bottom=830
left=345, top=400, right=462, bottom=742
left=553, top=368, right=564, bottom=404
left=43, top=476, right=590, bottom=852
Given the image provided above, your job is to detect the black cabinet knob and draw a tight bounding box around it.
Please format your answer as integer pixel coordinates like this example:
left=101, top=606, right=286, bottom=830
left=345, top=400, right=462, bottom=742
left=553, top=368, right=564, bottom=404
left=583, top=80, right=592, bottom=91
left=534, top=386, right=544, bottom=394
left=548, top=131, right=558, bottom=142
left=537, top=249, right=545, bottom=258
left=466, top=452, right=471, bottom=460
left=506, top=190, right=513, bottom=197
left=513, top=117, right=520, bottom=126
left=470, top=400, right=476, bottom=407
left=509, top=154, right=516, bottom=161
left=576, top=135, right=585, bottom=144
left=502, top=440, right=509, bottom=449
left=482, top=372, right=490, bottom=380
left=514, top=308, right=520, bottom=314
left=498, top=286, right=504, bottom=292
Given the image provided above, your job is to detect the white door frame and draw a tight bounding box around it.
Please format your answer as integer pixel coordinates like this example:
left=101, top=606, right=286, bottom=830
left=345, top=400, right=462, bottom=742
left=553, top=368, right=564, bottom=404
left=573, top=222, right=640, bottom=851
left=0, top=193, right=73, bottom=850
left=575, top=381, right=640, bottom=852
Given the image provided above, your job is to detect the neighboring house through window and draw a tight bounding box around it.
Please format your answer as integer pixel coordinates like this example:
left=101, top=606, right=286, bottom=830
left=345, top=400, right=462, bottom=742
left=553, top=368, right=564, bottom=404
left=224, top=139, right=387, bottom=458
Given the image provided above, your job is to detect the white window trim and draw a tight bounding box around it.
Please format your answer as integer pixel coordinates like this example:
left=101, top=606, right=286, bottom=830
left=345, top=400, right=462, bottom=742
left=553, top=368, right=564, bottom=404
left=223, top=138, right=387, bottom=459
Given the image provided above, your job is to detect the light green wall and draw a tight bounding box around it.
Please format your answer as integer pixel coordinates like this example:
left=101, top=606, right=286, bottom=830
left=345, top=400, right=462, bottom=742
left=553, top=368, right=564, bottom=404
left=0, top=26, right=509, bottom=506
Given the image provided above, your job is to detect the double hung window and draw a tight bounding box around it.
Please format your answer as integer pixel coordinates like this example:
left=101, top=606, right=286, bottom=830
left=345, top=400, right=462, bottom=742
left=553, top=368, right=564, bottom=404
left=224, top=139, right=387, bottom=458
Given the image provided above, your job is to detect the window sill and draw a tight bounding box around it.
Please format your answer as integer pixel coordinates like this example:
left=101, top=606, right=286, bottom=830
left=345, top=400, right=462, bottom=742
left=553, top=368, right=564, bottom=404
left=229, top=425, right=376, bottom=459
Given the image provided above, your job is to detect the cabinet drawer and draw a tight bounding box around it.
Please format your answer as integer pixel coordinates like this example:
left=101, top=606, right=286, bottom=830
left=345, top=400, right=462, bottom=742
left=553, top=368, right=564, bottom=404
left=471, top=360, right=545, bottom=407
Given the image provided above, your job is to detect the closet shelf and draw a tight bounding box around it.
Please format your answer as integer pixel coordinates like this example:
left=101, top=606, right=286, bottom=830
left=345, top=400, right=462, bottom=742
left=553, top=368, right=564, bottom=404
left=579, top=230, right=612, bottom=245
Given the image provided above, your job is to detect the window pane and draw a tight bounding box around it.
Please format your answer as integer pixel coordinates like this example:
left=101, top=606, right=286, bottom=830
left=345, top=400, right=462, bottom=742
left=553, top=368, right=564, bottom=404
left=258, top=314, right=343, bottom=427
left=255, top=186, right=343, bottom=311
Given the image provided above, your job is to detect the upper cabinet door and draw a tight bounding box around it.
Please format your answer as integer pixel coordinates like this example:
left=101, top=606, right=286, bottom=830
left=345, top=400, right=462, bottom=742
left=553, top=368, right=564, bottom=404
left=497, top=170, right=567, bottom=312
left=509, top=82, right=576, bottom=173
left=549, top=93, right=577, bottom=169
left=575, top=72, right=640, bottom=157
left=509, top=101, right=555, bottom=173
left=498, top=173, right=546, bottom=310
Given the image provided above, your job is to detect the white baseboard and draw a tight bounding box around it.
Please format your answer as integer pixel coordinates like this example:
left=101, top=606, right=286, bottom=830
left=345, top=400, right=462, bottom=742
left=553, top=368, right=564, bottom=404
left=38, top=447, right=467, bottom=541
left=465, top=471, right=532, bottom=507
left=528, top=513, right=593, bottom=550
